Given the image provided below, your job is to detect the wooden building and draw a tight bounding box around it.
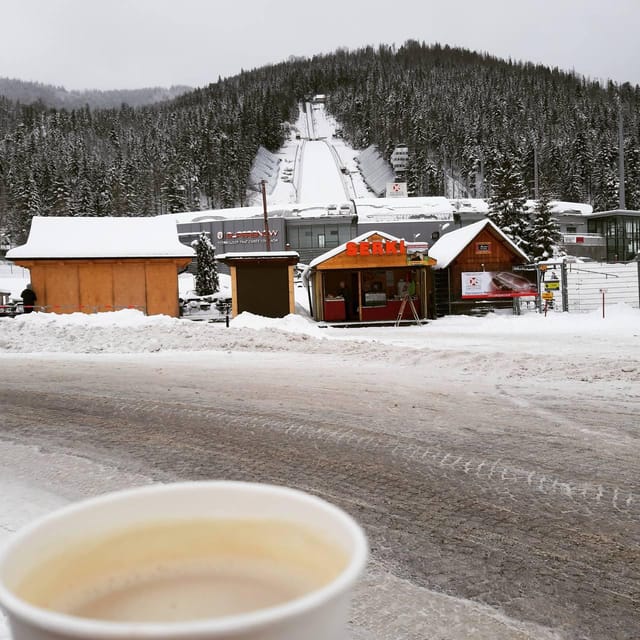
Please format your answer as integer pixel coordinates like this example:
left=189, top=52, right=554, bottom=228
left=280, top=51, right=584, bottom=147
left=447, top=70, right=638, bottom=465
left=429, top=219, right=534, bottom=316
left=306, top=230, right=436, bottom=324
left=217, top=251, right=299, bottom=318
left=6, top=216, right=194, bottom=317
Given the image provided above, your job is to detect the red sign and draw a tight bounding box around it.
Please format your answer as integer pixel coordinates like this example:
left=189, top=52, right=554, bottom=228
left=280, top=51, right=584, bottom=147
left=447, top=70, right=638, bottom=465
left=345, top=240, right=406, bottom=257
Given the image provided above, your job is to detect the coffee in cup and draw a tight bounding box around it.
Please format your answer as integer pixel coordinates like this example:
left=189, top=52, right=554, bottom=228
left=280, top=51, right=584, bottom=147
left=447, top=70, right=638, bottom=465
left=0, top=481, right=368, bottom=640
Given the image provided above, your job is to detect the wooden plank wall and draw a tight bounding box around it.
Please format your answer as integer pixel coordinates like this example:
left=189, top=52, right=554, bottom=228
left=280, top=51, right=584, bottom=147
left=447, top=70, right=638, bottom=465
left=14, top=258, right=189, bottom=317
left=449, top=228, right=526, bottom=299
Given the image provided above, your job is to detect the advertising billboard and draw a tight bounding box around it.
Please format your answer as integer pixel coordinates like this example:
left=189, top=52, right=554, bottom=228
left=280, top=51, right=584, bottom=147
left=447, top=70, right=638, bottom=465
left=177, top=218, right=286, bottom=254
left=461, top=271, right=537, bottom=299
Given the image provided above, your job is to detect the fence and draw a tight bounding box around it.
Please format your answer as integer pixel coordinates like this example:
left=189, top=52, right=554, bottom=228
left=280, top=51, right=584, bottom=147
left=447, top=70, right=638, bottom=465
left=564, top=262, right=640, bottom=312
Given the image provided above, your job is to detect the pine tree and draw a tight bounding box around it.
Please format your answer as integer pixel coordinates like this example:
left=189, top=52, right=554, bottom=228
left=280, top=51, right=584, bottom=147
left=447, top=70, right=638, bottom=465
left=3, top=42, right=640, bottom=222
left=10, top=171, right=42, bottom=242
left=162, top=167, right=188, bottom=213
left=192, top=232, right=218, bottom=296
left=592, top=143, right=619, bottom=211
left=529, top=191, right=561, bottom=261
left=47, top=171, right=71, bottom=215
left=623, top=138, right=640, bottom=210
left=487, top=155, right=529, bottom=249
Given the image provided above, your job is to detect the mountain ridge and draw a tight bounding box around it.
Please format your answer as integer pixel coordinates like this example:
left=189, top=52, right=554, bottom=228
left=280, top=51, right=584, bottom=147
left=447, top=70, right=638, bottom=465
left=1, top=41, right=638, bottom=244
left=0, top=77, right=192, bottom=109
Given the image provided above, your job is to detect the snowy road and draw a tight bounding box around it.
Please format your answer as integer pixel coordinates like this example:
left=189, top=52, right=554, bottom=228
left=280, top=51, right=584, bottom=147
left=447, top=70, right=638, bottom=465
left=1, top=332, right=638, bottom=640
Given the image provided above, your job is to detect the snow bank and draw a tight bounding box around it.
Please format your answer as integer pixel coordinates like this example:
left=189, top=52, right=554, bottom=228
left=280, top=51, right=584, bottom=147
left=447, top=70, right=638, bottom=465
left=1, top=305, right=639, bottom=364
left=230, top=311, right=327, bottom=338
left=430, top=303, right=640, bottom=335
left=0, top=309, right=347, bottom=356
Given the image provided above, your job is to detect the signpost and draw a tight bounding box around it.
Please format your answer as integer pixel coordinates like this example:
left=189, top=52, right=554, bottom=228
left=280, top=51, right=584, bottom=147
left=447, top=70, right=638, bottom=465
left=600, top=288, right=607, bottom=318
left=541, top=291, right=554, bottom=316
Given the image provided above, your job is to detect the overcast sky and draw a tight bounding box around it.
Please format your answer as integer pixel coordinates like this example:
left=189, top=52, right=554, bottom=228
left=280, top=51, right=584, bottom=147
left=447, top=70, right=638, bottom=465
left=1, top=0, right=639, bottom=91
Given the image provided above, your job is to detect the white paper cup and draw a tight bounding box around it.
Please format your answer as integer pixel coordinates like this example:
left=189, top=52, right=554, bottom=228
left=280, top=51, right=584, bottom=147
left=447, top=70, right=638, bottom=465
left=0, top=481, right=368, bottom=640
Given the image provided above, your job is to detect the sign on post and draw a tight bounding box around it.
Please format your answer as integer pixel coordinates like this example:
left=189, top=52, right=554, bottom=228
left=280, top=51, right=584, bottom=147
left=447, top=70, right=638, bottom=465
left=600, top=288, right=607, bottom=318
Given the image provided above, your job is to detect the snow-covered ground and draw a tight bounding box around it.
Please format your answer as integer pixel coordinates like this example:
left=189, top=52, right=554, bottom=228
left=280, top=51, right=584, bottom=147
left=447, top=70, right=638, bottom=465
left=246, top=102, right=372, bottom=208
left=2, top=296, right=639, bottom=640
left=1, top=301, right=638, bottom=372
left=298, top=140, right=348, bottom=202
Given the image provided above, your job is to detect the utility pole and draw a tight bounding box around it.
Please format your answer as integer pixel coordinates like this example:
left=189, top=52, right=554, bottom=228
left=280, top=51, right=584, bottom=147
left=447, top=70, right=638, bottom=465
left=260, top=179, right=271, bottom=251
left=533, top=143, right=539, bottom=200
left=618, top=97, right=626, bottom=210
left=477, top=149, right=485, bottom=198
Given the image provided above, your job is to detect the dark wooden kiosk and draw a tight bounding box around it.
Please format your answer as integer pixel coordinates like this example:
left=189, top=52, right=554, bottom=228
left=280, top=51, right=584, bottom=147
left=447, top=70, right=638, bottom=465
left=217, top=251, right=300, bottom=318
left=429, top=219, right=534, bottom=316
left=307, top=230, right=437, bottom=324
left=6, top=216, right=194, bottom=317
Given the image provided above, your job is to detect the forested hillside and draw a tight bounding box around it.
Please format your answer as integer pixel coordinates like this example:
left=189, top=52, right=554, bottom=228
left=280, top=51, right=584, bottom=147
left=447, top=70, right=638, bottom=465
left=0, top=78, right=192, bottom=109
left=1, top=41, right=639, bottom=244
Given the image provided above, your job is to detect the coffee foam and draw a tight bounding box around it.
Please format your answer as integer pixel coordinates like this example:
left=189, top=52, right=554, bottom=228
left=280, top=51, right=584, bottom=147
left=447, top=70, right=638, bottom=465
left=15, top=519, right=347, bottom=623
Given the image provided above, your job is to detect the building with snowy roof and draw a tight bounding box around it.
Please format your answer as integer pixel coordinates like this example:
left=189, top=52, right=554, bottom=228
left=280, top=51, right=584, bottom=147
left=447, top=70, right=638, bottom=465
left=429, top=219, right=535, bottom=316
left=6, top=216, right=194, bottom=317
left=165, top=196, right=600, bottom=267
left=306, top=230, right=436, bottom=324
left=217, top=250, right=300, bottom=319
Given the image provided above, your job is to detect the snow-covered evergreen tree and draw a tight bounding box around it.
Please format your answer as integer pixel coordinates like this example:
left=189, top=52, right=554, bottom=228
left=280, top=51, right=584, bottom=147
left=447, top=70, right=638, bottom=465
left=592, top=143, right=619, bottom=211
left=3, top=42, right=640, bottom=227
left=192, top=232, right=218, bottom=296
left=487, top=155, right=529, bottom=249
left=624, top=139, right=640, bottom=210
left=529, top=191, right=561, bottom=261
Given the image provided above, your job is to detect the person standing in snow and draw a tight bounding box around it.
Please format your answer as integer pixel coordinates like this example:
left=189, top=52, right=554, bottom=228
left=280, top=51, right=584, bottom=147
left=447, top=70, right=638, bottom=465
left=20, top=283, right=37, bottom=313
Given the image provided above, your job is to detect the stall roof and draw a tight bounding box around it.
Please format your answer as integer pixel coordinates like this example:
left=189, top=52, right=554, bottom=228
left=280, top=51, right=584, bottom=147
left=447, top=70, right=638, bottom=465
left=429, top=219, right=529, bottom=269
left=308, top=230, right=401, bottom=268
left=7, top=216, right=195, bottom=259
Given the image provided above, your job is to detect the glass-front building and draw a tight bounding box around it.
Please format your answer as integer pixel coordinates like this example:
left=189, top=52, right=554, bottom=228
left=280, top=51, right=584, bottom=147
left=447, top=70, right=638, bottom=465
left=586, top=210, right=640, bottom=262
left=176, top=215, right=357, bottom=267
left=281, top=216, right=356, bottom=264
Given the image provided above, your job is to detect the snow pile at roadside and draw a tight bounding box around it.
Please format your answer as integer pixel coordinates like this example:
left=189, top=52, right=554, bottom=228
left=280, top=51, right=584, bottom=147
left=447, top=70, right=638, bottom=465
left=1, top=305, right=639, bottom=387
left=430, top=303, right=640, bottom=336
left=230, top=311, right=327, bottom=337
left=1, top=305, right=639, bottom=390
left=0, top=309, right=372, bottom=356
